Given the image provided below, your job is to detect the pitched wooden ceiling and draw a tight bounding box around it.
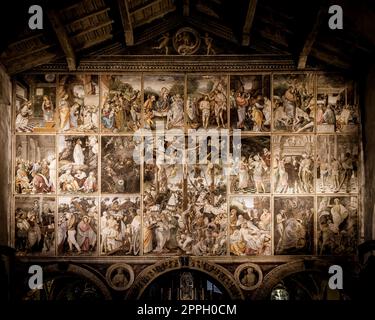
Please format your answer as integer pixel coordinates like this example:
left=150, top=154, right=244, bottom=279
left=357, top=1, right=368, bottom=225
left=0, top=0, right=374, bottom=74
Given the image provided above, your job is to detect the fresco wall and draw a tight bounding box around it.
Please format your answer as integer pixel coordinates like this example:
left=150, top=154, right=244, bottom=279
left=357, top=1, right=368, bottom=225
left=12, top=72, right=361, bottom=257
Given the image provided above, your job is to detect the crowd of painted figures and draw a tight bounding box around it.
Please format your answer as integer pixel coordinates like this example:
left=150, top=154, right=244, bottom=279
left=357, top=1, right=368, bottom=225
left=13, top=73, right=360, bottom=257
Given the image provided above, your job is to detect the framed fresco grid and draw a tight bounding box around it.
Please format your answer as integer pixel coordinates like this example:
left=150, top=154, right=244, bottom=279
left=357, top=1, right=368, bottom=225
left=11, top=72, right=362, bottom=258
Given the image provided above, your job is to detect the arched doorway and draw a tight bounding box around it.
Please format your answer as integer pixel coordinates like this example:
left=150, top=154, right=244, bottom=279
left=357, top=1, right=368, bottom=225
left=252, top=260, right=354, bottom=300
left=22, top=264, right=112, bottom=300
left=267, top=271, right=351, bottom=300
left=126, top=257, right=244, bottom=300
left=140, top=269, right=230, bottom=301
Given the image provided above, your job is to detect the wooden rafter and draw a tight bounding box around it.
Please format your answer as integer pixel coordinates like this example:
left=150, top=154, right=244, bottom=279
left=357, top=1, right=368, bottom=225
left=258, top=28, right=288, bottom=47
left=72, top=20, right=114, bottom=38
left=132, top=8, right=176, bottom=28
left=7, top=52, right=59, bottom=75
left=242, top=0, right=258, bottom=46
left=7, top=33, right=43, bottom=49
left=5, top=44, right=55, bottom=63
left=129, top=0, right=176, bottom=28
left=77, top=34, right=114, bottom=51
left=129, top=0, right=164, bottom=15
left=69, top=8, right=111, bottom=26
left=187, top=15, right=238, bottom=44
left=297, top=7, right=325, bottom=69
left=135, top=15, right=181, bottom=45
left=118, top=0, right=134, bottom=46
left=311, top=46, right=351, bottom=69
left=47, top=10, right=77, bottom=71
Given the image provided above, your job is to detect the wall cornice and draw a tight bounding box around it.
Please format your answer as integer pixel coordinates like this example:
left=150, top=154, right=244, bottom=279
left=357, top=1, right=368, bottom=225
left=26, top=55, right=305, bottom=73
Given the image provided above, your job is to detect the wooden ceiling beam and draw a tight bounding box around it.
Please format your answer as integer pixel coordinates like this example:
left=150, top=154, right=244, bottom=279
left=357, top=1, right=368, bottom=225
left=311, top=47, right=352, bottom=69
left=47, top=9, right=77, bottom=71
left=257, top=4, right=294, bottom=21
left=129, top=0, right=176, bottom=27
left=72, top=20, right=114, bottom=38
left=76, top=34, right=114, bottom=51
left=257, top=28, right=288, bottom=47
left=132, top=9, right=176, bottom=28
left=60, top=2, right=80, bottom=13
left=242, top=0, right=257, bottom=46
left=134, top=15, right=181, bottom=45
left=314, top=40, right=358, bottom=65
left=68, top=8, right=111, bottom=26
left=7, top=33, right=43, bottom=49
left=321, top=31, right=374, bottom=55
left=297, top=7, right=325, bottom=69
left=256, top=14, right=294, bottom=35
left=129, top=0, right=164, bottom=15
left=118, top=0, right=134, bottom=46
left=4, top=44, right=55, bottom=63
left=7, top=52, right=59, bottom=75
left=187, top=15, right=239, bottom=44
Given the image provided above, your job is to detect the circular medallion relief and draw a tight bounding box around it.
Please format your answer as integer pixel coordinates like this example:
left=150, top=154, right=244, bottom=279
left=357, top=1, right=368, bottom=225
left=173, top=27, right=201, bottom=55
left=106, top=263, right=134, bottom=291
left=44, top=74, right=56, bottom=82
left=234, top=263, right=263, bottom=291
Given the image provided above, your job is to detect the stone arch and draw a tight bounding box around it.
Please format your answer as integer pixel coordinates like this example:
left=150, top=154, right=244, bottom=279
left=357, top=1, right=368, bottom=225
left=126, top=257, right=244, bottom=300
left=43, top=263, right=112, bottom=300
left=252, top=259, right=334, bottom=300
